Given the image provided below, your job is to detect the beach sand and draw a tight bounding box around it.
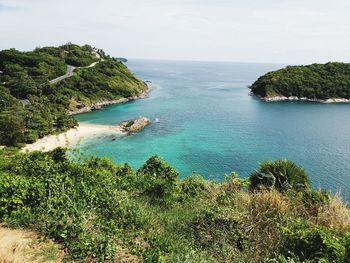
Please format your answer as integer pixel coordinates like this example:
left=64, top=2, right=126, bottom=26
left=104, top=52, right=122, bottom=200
left=22, top=123, right=124, bottom=152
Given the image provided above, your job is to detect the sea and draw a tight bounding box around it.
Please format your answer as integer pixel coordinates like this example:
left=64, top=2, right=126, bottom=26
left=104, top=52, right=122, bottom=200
left=75, top=59, right=350, bottom=200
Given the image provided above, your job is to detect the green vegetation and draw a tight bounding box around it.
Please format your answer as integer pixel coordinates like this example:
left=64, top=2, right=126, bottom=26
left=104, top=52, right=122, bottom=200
left=0, top=148, right=348, bottom=262
left=0, top=44, right=146, bottom=147
left=250, top=62, right=350, bottom=99
left=0, top=44, right=349, bottom=262
left=250, top=160, right=310, bottom=192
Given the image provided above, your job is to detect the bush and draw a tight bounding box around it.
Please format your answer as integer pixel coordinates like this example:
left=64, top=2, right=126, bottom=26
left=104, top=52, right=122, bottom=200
left=191, top=207, right=248, bottom=260
left=250, top=160, right=310, bottom=192
left=137, top=155, right=179, bottom=203
left=0, top=172, right=29, bottom=220
left=299, top=188, right=331, bottom=218
left=281, top=219, right=348, bottom=262
left=180, top=172, right=208, bottom=200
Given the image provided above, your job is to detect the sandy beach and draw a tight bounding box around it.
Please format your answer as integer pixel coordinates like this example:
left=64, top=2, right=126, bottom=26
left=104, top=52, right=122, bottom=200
left=22, top=123, right=125, bottom=152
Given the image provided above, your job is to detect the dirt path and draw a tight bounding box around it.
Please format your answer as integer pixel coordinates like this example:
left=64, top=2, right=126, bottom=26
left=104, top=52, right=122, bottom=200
left=0, top=226, right=64, bottom=263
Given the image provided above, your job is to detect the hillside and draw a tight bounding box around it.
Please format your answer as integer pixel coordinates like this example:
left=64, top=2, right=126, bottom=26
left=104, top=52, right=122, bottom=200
left=250, top=62, right=350, bottom=101
left=0, top=148, right=349, bottom=262
left=0, top=44, right=147, bottom=146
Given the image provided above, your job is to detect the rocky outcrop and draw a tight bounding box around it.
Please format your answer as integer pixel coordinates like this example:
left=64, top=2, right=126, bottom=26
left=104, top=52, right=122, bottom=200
left=119, top=116, right=151, bottom=134
left=68, top=98, right=129, bottom=115
left=68, top=82, right=153, bottom=115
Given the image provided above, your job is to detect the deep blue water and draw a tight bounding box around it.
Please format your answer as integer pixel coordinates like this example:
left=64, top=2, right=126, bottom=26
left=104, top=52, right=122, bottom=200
left=76, top=59, right=350, bottom=200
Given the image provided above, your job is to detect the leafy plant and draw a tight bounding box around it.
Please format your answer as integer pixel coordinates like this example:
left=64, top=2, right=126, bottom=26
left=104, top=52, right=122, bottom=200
left=250, top=160, right=310, bottom=192
left=137, top=155, right=179, bottom=203
left=180, top=172, right=208, bottom=200
left=281, top=219, right=348, bottom=262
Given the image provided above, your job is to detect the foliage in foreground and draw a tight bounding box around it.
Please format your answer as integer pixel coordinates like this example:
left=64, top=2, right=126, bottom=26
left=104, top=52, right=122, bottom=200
left=250, top=62, right=350, bottom=99
left=0, top=148, right=349, bottom=262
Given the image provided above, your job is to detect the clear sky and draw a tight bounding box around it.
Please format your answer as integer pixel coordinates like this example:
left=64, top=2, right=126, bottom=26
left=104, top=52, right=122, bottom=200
left=0, top=0, right=349, bottom=64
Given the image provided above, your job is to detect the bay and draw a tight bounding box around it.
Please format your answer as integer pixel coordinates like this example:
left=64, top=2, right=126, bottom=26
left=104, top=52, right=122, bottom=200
left=76, top=59, right=350, bottom=200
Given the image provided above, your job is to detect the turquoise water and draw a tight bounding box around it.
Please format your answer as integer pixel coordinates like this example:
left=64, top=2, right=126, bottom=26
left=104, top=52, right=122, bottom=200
left=76, top=59, right=350, bottom=199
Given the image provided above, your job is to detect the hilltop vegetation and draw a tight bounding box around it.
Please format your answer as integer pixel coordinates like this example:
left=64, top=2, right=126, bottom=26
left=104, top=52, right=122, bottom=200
left=250, top=62, right=350, bottom=100
left=0, top=44, right=146, bottom=147
left=0, top=148, right=349, bottom=262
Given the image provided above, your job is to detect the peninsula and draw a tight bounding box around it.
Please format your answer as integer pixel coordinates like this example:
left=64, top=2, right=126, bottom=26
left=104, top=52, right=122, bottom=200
left=0, top=43, right=148, bottom=147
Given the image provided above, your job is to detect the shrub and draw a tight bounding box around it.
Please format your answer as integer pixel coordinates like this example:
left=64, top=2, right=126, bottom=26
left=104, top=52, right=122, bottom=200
left=281, top=219, right=348, bottom=262
left=137, top=155, right=179, bottom=203
left=180, top=172, right=208, bottom=200
left=0, top=172, right=29, bottom=220
left=250, top=160, right=310, bottom=192
left=300, top=188, right=331, bottom=218
left=191, top=207, right=248, bottom=260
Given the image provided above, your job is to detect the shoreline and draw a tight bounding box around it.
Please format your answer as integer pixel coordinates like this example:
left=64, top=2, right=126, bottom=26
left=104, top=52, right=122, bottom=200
left=69, top=82, right=152, bottom=115
left=21, top=122, right=125, bottom=152
left=250, top=93, right=350, bottom=103
left=21, top=83, right=153, bottom=152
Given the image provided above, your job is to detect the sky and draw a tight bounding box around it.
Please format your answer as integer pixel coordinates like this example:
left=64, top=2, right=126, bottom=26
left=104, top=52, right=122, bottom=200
left=0, top=0, right=349, bottom=64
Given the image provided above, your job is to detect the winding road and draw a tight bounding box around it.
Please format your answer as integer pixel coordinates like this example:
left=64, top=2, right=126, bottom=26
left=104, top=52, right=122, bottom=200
left=49, top=60, right=102, bottom=84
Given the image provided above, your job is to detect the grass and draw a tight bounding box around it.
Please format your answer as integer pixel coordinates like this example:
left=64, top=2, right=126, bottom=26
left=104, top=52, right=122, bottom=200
left=316, top=194, right=350, bottom=230
left=31, top=243, right=63, bottom=262
left=0, top=149, right=349, bottom=262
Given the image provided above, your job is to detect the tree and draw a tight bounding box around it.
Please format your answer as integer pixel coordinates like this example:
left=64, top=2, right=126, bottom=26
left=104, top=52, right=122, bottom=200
left=249, top=160, right=310, bottom=192
left=0, top=108, right=26, bottom=146
left=137, top=155, right=179, bottom=201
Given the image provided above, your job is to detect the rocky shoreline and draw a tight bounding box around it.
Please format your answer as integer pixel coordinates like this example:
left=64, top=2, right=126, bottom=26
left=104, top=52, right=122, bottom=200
left=251, top=93, right=350, bottom=103
left=69, top=82, right=153, bottom=115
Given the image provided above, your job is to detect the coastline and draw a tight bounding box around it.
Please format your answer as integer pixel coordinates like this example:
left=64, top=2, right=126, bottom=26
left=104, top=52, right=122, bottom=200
left=69, top=82, right=152, bottom=115
left=21, top=123, right=125, bottom=152
left=21, top=83, right=153, bottom=153
left=250, top=93, right=350, bottom=103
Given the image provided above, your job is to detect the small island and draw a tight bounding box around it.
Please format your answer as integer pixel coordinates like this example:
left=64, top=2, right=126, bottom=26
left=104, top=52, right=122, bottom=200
left=250, top=62, right=350, bottom=102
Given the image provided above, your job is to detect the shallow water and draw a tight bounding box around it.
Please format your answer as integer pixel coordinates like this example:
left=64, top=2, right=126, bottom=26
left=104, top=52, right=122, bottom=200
left=76, top=59, right=350, bottom=200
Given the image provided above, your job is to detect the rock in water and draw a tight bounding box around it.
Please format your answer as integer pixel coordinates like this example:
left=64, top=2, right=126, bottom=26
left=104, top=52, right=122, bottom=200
left=119, top=116, right=151, bottom=134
